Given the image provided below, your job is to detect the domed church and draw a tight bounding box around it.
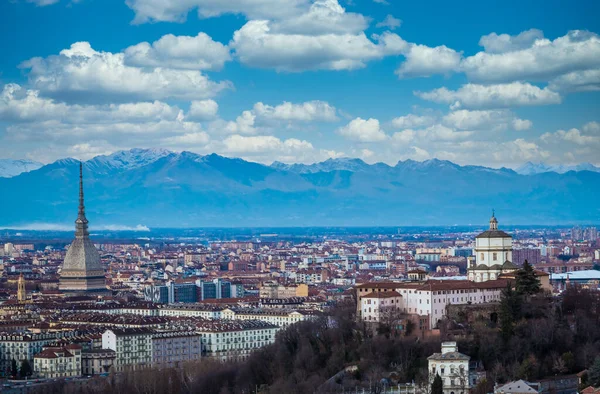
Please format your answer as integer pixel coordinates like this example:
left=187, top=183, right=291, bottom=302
left=467, top=212, right=517, bottom=282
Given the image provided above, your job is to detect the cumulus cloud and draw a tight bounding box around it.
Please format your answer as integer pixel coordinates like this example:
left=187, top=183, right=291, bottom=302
left=391, top=114, right=436, bottom=129
left=220, top=134, right=343, bottom=163
left=337, top=117, right=387, bottom=142
left=392, top=124, right=473, bottom=144
left=462, top=30, right=600, bottom=83
left=512, top=118, right=533, bottom=131
left=230, top=21, right=406, bottom=72
left=252, top=100, right=337, bottom=122
left=269, top=0, right=368, bottom=35
left=396, top=43, right=462, bottom=78
left=20, top=42, right=232, bottom=103
left=376, top=15, right=401, bottom=30
left=1, top=84, right=184, bottom=124
left=442, top=109, right=531, bottom=131
left=548, top=69, right=600, bottom=92
left=415, top=82, right=561, bottom=109
left=124, top=33, right=231, bottom=71
left=542, top=127, right=600, bottom=146
left=126, top=0, right=308, bottom=24
left=478, top=29, right=544, bottom=54
left=187, top=100, right=219, bottom=121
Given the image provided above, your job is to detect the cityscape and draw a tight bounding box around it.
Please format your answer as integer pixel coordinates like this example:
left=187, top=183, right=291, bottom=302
left=1, top=0, right=600, bottom=393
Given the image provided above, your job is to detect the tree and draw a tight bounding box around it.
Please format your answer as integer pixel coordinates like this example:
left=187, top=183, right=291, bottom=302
left=10, top=359, right=18, bottom=378
left=516, top=260, right=541, bottom=296
left=19, top=360, right=32, bottom=378
left=589, top=356, right=600, bottom=388
left=500, top=282, right=522, bottom=341
left=431, top=373, right=443, bottom=394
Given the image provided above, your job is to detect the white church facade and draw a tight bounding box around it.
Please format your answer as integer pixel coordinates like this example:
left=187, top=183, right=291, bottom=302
left=468, top=213, right=517, bottom=282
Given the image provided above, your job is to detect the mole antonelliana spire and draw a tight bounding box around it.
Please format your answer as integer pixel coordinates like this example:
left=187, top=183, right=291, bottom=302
left=59, top=162, right=108, bottom=295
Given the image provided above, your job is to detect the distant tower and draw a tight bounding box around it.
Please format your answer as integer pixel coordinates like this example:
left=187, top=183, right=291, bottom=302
left=17, top=273, right=26, bottom=302
left=59, top=163, right=109, bottom=295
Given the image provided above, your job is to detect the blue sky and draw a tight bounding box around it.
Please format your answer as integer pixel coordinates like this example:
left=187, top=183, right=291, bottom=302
left=0, top=0, right=599, bottom=168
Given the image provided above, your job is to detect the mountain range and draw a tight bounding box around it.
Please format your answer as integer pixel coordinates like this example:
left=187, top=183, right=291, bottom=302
left=0, top=149, right=599, bottom=228
left=0, top=159, right=43, bottom=178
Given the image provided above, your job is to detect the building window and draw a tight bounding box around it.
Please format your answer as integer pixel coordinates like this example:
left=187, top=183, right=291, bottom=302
left=493, top=253, right=497, bottom=261
left=480, top=253, right=484, bottom=261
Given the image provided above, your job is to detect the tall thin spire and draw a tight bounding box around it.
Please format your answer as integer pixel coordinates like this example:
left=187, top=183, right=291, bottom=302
left=75, top=161, right=89, bottom=238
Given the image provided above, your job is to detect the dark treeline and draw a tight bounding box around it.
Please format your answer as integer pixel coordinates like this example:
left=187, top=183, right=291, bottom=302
left=30, top=285, right=600, bottom=394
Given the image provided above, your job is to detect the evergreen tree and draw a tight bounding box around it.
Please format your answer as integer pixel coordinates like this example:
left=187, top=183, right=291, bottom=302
left=10, top=359, right=18, bottom=378
left=589, top=356, right=600, bottom=388
left=500, top=282, right=522, bottom=341
left=516, top=260, right=541, bottom=295
left=431, top=373, right=444, bottom=394
left=19, top=360, right=32, bottom=378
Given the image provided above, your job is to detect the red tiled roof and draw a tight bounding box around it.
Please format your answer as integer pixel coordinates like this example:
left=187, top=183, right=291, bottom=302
left=362, top=291, right=402, bottom=299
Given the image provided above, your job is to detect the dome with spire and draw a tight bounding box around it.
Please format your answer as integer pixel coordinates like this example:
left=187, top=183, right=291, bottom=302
left=59, top=163, right=107, bottom=294
left=476, top=211, right=511, bottom=239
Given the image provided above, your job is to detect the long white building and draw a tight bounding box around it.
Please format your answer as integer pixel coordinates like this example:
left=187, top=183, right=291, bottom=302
left=356, top=279, right=507, bottom=329
left=195, top=320, right=279, bottom=361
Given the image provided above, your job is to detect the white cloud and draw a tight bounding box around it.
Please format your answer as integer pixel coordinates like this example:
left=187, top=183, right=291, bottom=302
left=126, top=0, right=308, bottom=24
left=548, top=69, right=600, bottom=92
left=124, top=33, right=231, bottom=71
left=583, top=121, right=600, bottom=133
left=542, top=128, right=600, bottom=146
left=269, top=0, right=368, bottom=35
left=394, top=124, right=473, bottom=143
left=1, top=84, right=183, bottom=124
left=219, top=134, right=342, bottom=163
left=187, top=100, right=219, bottom=121
left=359, top=148, right=374, bottom=160
left=222, top=111, right=257, bottom=135
left=442, top=109, right=531, bottom=131
left=512, top=118, right=533, bottom=131
left=478, top=29, right=544, bottom=54
left=376, top=14, right=401, bottom=30
left=230, top=21, right=406, bottom=72
left=391, top=114, right=436, bottom=129
left=337, top=117, right=387, bottom=142
left=415, top=82, right=561, bottom=109
left=372, top=0, right=389, bottom=4
left=223, top=134, right=312, bottom=153
left=252, top=100, right=337, bottom=122
left=396, top=43, right=462, bottom=78
left=21, top=42, right=232, bottom=103
left=462, top=30, right=600, bottom=83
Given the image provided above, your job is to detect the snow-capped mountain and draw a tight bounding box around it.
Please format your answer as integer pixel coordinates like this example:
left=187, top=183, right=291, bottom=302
left=85, top=148, right=173, bottom=173
left=271, top=158, right=381, bottom=173
left=0, top=159, right=43, bottom=178
left=1, top=149, right=599, bottom=227
left=516, top=162, right=600, bottom=175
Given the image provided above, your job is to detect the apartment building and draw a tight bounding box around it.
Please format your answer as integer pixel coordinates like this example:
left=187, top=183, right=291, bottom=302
left=81, top=349, right=116, bottom=375
left=152, top=331, right=201, bottom=368
left=102, top=328, right=153, bottom=372
left=34, top=345, right=82, bottom=379
left=0, top=331, right=76, bottom=377
left=195, top=320, right=279, bottom=361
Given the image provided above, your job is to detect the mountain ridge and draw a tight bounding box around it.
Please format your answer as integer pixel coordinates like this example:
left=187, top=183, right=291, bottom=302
left=1, top=149, right=598, bottom=227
